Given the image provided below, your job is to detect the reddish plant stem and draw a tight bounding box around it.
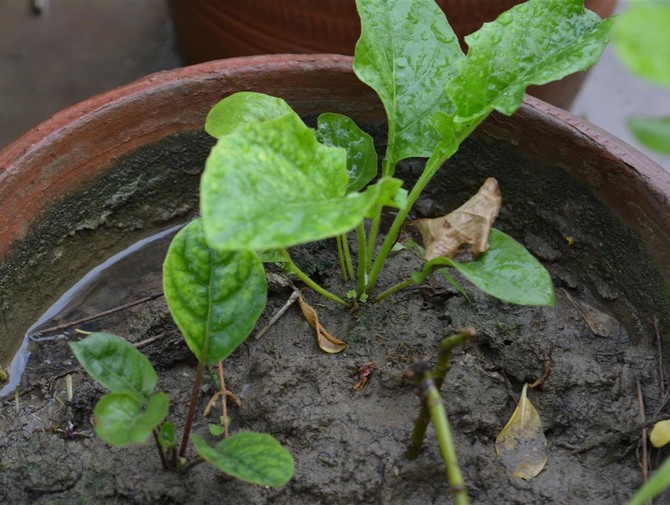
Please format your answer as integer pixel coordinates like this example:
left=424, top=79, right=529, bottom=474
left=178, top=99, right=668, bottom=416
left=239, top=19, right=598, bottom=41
left=179, top=358, right=206, bottom=458
left=152, top=429, right=169, bottom=469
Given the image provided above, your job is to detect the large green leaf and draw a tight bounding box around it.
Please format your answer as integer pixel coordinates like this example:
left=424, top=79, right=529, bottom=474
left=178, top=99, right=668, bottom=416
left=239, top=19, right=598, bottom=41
left=447, top=0, right=613, bottom=123
left=353, top=0, right=464, bottom=163
left=316, top=113, right=378, bottom=193
left=448, top=229, right=555, bottom=306
left=69, top=332, right=157, bottom=403
left=94, top=392, right=169, bottom=447
left=201, top=112, right=405, bottom=250
left=163, top=220, right=267, bottom=364
left=628, top=115, right=670, bottom=154
left=614, top=2, right=670, bottom=87
left=192, top=432, right=294, bottom=487
left=205, top=92, right=298, bottom=138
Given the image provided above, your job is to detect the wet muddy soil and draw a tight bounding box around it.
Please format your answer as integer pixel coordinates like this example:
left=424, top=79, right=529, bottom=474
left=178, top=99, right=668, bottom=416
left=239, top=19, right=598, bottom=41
left=1, top=136, right=670, bottom=504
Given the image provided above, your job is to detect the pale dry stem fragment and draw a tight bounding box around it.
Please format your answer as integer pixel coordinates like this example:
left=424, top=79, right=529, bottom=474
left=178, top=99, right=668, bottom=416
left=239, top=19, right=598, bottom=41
left=413, top=177, right=501, bottom=262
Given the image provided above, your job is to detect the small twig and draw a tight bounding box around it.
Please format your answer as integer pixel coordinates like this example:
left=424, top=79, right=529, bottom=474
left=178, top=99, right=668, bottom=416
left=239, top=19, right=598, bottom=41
left=177, top=456, right=205, bottom=474
left=255, top=290, right=300, bottom=340
left=31, top=292, right=164, bottom=337
left=637, top=378, right=649, bottom=483
left=133, top=332, right=166, bottom=349
left=654, top=316, right=666, bottom=399
left=529, top=356, right=552, bottom=389
left=202, top=362, right=241, bottom=438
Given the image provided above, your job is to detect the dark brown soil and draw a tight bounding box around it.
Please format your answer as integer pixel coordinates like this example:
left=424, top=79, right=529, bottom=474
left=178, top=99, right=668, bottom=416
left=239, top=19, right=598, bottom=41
left=1, top=132, right=670, bottom=504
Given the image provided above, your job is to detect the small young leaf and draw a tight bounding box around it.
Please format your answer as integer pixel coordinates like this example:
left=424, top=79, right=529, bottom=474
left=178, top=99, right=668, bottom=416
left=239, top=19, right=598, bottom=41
left=449, top=229, right=555, bottom=306
left=158, top=421, right=176, bottom=448
left=201, top=113, right=405, bottom=250
left=447, top=0, right=613, bottom=124
left=192, top=432, right=295, bottom=487
left=69, top=332, right=157, bottom=403
left=495, top=384, right=547, bottom=480
left=94, top=392, right=169, bottom=447
left=316, top=113, right=378, bottom=193
left=614, top=3, right=670, bottom=87
left=163, top=220, right=267, bottom=364
left=205, top=92, right=298, bottom=138
left=209, top=424, right=226, bottom=437
left=353, top=0, right=463, bottom=162
left=628, top=116, right=670, bottom=155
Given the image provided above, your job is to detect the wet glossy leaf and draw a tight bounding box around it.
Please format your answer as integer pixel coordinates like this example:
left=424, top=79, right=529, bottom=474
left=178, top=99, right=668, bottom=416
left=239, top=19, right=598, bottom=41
left=650, top=419, right=670, bottom=448
left=94, top=392, right=169, bottom=447
left=628, top=454, right=670, bottom=505
left=163, top=220, right=267, bottom=364
left=205, top=92, right=297, bottom=138
left=69, top=332, right=157, bottom=403
left=449, top=229, right=555, bottom=306
left=447, top=0, right=612, bottom=124
left=495, top=384, right=547, bottom=480
left=192, top=432, right=294, bottom=487
left=202, top=113, right=405, bottom=250
left=614, top=3, right=670, bottom=87
left=298, top=291, right=347, bottom=353
left=628, top=116, right=670, bottom=155
left=353, top=0, right=463, bottom=162
left=316, top=113, right=378, bottom=192
left=414, top=178, right=501, bottom=262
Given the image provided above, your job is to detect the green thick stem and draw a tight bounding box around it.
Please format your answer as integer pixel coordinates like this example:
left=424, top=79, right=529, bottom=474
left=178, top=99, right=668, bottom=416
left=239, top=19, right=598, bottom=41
left=365, top=205, right=382, bottom=273
left=373, top=278, right=415, bottom=303
left=421, top=373, right=469, bottom=505
left=356, top=223, right=368, bottom=298
left=408, top=329, right=476, bottom=459
left=336, top=235, right=349, bottom=282
left=280, top=248, right=350, bottom=307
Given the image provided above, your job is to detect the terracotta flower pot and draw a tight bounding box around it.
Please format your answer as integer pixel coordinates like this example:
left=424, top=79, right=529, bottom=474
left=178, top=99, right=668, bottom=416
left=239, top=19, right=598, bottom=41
left=1, top=55, right=668, bottom=503
left=167, top=0, right=617, bottom=109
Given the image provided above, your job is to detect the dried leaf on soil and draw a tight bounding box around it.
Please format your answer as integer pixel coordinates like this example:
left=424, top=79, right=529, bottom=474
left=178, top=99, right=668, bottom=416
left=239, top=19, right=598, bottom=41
left=298, top=291, right=347, bottom=353
left=650, top=419, right=670, bottom=448
left=495, top=383, right=547, bottom=480
left=413, top=177, right=501, bottom=262
left=561, top=289, right=624, bottom=338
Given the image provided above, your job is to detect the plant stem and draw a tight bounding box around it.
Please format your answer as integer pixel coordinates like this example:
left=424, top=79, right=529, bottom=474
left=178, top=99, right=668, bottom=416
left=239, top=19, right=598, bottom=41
left=336, top=235, right=349, bottom=282
left=356, top=223, right=368, bottom=298
left=179, top=357, right=206, bottom=458
left=420, top=373, right=469, bottom=505
left=342, top=233, right=356, bottom=281
left=152, top=428, right=169, bottom=469
left=280, top=248, right=350, bottom=307
left=365, top=205, right=382, bottom=272
left=373, top=278, right=415, bottom=303
left=408, top=329, right=476, bottom=459
left=217, top=361, right=229, bottom=438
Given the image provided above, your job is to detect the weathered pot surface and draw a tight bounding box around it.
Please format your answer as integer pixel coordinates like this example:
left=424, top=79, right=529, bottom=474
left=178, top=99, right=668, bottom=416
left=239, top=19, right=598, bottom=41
left=1, top=55, right=669, bottom=504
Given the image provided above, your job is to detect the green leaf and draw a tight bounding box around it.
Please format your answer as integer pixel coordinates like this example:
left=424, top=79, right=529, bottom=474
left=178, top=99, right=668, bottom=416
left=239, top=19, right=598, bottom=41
left=69, top=332, right=157, bottom=403
left=205, top=92, right=298, bottom=138
left=353, top=0, right=464, bottom=162
left=447, top=0, right=613, bottom=123
left=614, top=2, right=670, bottom=87
left=316, top=113, right=378, bottom=193
left=192, top=432, right=294, bottom=487
left=201, top=113, right=405, bottom=250
left=163, top=220, right=267, bottom=364
left=449, top=229, right=555, bottom=306
left=94, top=392, right=169, bottom=447
left=158, top=421, right=176, bottom=448
left=628, top=115, right=670, bottom=154
left=628, top=453, right=670, bottom=505
left=209, top=424, right=226, bottom=437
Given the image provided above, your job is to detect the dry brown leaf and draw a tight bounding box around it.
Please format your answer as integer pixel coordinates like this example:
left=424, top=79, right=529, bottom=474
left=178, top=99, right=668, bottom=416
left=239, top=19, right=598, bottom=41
left=413, top=177, right=501, bottom=262
left=298, top=290, right=347, bottom=353
left=495, top=383, right=547, bottom=480
left=561, top=289, right=624, bottom=338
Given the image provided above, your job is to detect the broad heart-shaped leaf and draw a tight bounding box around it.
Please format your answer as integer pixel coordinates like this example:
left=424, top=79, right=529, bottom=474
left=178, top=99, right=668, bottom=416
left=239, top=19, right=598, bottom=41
left=628, top=116, right=670, bottom=155
left=205, top=92, right=298, bottom=138
left=316, top=113, right=378, bottom=193
left=447, top=0, right=613, bottom=124
left=192, top=432, right=294, bottom=487
left=94, top=392, right=169, bottom=447
left=353, top=0, right=463, bottom=162
left=201, top=112, right=406, bottom=250
left=69, top=332, right=157, bottom=403
left=163, top=220, right=267, bottom=364
left=613, top=2, right=670, bottom=88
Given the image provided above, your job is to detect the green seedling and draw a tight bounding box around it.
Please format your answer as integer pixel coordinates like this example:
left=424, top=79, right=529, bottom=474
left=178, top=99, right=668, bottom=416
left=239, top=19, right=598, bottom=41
left=70, top=220, right=294, bottom=487
left=198, top=0, right=610, bottom=309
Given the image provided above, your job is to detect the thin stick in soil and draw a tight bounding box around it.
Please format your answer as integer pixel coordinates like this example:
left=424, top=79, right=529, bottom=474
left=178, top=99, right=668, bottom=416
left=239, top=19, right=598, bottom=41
left=255, top=289, right=300, bottom=340
left=636, top=378, right=649, bottom=483
left=654, top=316, right=666, bottom=399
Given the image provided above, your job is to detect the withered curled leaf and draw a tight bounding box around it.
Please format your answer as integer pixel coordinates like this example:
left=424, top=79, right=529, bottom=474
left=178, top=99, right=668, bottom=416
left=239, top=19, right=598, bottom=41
left=298, top=290, right=347, bottom=353
left=413, top=177, right=501, bottom=262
